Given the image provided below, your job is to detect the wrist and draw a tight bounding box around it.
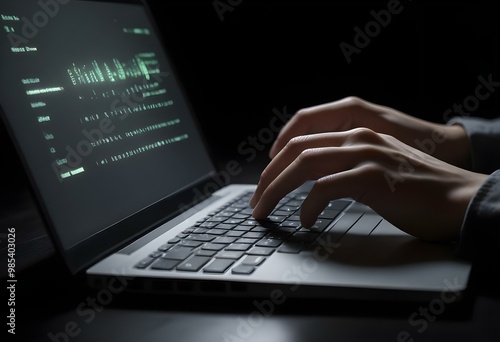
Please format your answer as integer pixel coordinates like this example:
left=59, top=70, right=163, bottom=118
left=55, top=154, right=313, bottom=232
left=435, top=124, right=473, bottom=169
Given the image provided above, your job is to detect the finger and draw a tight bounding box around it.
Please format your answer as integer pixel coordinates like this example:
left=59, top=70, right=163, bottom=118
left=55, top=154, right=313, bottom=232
left=251, top=128, right=387, bottom=208
left=269, top=98, right=359, bottom=158
left=250, top=132, right=352, bottom=208
left=299, top=165, right=382, bottom=227
left=251, top=145, right=385, bottom=220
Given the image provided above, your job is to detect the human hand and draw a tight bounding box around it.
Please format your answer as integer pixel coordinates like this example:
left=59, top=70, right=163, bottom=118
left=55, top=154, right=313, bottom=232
left=268, top=96, right=472, bottom=169
left=250, top=127, right=487, bottom=241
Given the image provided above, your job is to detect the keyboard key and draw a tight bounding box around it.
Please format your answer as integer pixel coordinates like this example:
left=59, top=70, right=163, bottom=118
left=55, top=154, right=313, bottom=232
left=279, top=220, right=301, bottom=228
left=287, top=214, right=301, bottom=221
left=178, top=240, right=203, bottom=248
left=246, top=247, right=274, bottom=256
left=231, top=265, right=256, bottom=275
left=206, top=217, right=226, bottom=223
left=195, top=249, right=217, bottom=257
left=203, top=259, right=234, bottom=273
left=226, top=219, right=245, bottom=225
left=255, top=220, right=278, bottom=229
left=187, top=234, right=215, bottom=242
left=233, top=225, right=254, bottom=232
left=242, top=232, right=267, bottom=239
left=192, top=227, right=209, bottom=234
left=236, top=238, right=258, bottom=244
left=157, top=243, right=174, bottom=252
left=212, top=236, right=238, bottom=244
left=225, top=243, right=252, bottom=251
left=226, top=230, right=245, bottom=237
left=327, top=199, right=352, bottom=210
left=241, top=255, right=266, bottom=266
left=231, top=213, right=250, bottom=220
left=206, top=229, right=227, bottom=235
left=289, top=232, right=318, bottom=242
left=216, top=251, right=244, bottom=259
left=318, top=209, right=341, bottom=220
left=255, top=238, right=282, bottom=248
left=308, top=219, right=331, bottom=233
left=176, top=256, right=211, bottom=272
left=151, top=258, right=180, bottom=270
left=251, top=226, right=269, bottom=232
left=241, top=219, right=259, bottom=226
left=201, top=243, right=226, bottom=251
left=279, top=205, right=298, bottom=212
left=239, top=208, right=253, bottom=215
left=135, top=257, right=155, bottom=269
left=277, top=241, right=303, bottom=253
left=168, top=237, right=181, bottom=244
left=162, top=247, right=192, bottom=260
left=267, top=215, right=286, bottom=223
left=149, top=251, right=163, bottom=258
left=215, top=223, right=236, bottom=230
left=199, top=222, right=218, bottom=228
left=267, top=231, right=292, bottom=240
left=287, top=200, right=302, bottom=206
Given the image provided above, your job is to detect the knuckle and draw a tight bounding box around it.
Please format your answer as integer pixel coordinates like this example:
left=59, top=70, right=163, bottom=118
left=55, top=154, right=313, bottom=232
left=358, top=162, right=385, bottom=178
left=296, top=148, right=331, bottom=180
left=296, top=148, right=321, bottom=163
left=348, top=127, right=379, bottom=143
left=295, top=147, right=323, bottom=170
left=343, top=96, right=366, bottom=108
left=354, top=144, right=395, bottom=167
left=288, top=134, right=309, bottom=147
left=258, top=167, right=272, bottom=183
left=283, top=135, right=310, bottom=155
left=314, top=174, right=336, bottom=187
left=309, top=178, right=334, bottom=203
left=294, top=108, right=312, bottom=121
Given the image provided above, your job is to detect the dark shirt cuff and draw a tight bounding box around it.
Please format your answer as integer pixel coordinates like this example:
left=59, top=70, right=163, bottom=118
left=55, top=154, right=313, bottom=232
left=448, top=116, right=500, bottom=174
left=456, top=170, right=500, bottom=265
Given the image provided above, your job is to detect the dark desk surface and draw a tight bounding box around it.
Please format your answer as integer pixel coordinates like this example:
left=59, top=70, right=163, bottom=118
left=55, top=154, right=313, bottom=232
left=2, top=156, right=500, bottom=342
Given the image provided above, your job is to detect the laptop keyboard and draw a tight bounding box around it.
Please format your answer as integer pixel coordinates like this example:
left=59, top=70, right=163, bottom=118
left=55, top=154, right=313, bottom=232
left=135, top=191, right=352, bottom=275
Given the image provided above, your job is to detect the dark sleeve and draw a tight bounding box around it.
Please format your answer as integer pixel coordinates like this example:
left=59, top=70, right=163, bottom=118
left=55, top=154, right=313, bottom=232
left=448, top=116, right=500, bottom=266
left=455, top=170, right=500, bottom=267
left=447, top=116, right=500, bottom=174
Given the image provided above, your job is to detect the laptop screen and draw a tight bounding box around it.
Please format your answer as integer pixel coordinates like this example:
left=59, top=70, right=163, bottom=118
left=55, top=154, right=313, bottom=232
left=0, top=0, right=216, bottom=264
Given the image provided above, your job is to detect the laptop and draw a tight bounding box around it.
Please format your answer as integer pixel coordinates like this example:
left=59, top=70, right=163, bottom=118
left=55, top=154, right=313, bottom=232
left=0, top=0, right=472, bottom=302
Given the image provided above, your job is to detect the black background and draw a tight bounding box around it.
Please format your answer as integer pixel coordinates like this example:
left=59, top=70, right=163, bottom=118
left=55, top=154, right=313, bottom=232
left=144, top=0, right=500, bottom=160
